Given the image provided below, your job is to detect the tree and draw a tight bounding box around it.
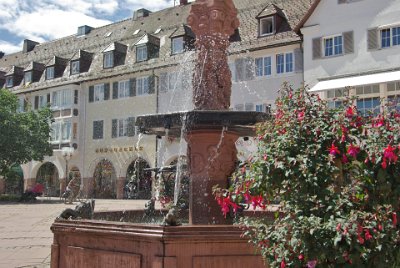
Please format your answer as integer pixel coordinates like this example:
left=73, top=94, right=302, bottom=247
left=0, top=89, right=53, bottom=177
left=215, top=84, right=400, bottom=267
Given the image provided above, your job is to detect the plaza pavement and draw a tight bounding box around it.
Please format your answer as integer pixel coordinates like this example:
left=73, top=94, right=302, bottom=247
left=0, top=198, right=153, bottom=268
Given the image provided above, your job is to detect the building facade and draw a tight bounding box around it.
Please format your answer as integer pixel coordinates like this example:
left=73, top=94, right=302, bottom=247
left=0, top=0, right=311, bottom=198
left=299, top=0, right=400, bottom=114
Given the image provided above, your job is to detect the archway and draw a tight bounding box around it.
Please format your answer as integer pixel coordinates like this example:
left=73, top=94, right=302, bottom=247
left=36, top=162, right=60, bottom=197
left=125, top=158, right=152, bottom=199
left=4, top=165, right=24, bottom=195
left=93, top=159, right=116, bottom=199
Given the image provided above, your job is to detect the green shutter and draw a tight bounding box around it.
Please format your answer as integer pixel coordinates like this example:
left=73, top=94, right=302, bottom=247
left=104, top=83, right=110, bottom=100
left=127, top=117, right=136, bottom=137
left=111, top=119, right=118, bottom=138
left=113, top=82, right=119, bottom=99
left=130, top=78, right=136, bottom=97
left=89, top=86, right=94, bottom=102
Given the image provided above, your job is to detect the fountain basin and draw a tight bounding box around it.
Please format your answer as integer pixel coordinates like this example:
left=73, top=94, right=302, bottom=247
left=50, top=219, right=266, bottom=268
left=136, top=111, right=269, bottom=137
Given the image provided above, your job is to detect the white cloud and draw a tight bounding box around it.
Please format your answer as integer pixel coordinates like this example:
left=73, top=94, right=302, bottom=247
left=0, top=40, right=22, bottom=54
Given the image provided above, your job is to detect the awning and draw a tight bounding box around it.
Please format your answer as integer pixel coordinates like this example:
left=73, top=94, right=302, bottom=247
left=309, top=70, right=400, bottom=92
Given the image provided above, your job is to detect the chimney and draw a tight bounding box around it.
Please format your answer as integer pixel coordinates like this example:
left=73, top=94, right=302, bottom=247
left=23, top=39, right=39, bottom=53
left=133, top=8, right=152, bottom=21
left=0, top=51, right=4, bottom=59
left=180, top=0, right=188, bottom=5
left=77, top=25, right=93, bottom=36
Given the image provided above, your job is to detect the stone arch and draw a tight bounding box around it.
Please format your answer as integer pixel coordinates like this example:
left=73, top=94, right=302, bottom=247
left=3, top=165, right=24, bottom=194
left=125, top=158, right=152, bottom=199
left=92, top=159, right=117, bottom=199
left=36, top=162, right=61, bottom=197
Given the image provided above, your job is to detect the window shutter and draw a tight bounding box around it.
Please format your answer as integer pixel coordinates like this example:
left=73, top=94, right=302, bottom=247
left=111, top=119, right=118, bottom=138
left=129, top=78, right=136, bottom=97
left=159, top=73, right=168, bottom=93
left=74, top=90, right=78, bottom=104
left=34, top=96, right=39, bottom=109
left=367, top=28, right=379, bottom=50
left=312, top=37, right=322, bottom=59
left=104, top=83, right=110, bottom=100
left=127, top=117, right=136, bottom=137
left=294, top=48, right=303, bottom=73
left=343, top=31, right=354, bottom=54
left=89, top=86, right=94, bottom=103
left=148, top=75, right=156, bottom=94
left=113, top=82, right=119, bottom=99
left=47, top=94, right=51, bottom=105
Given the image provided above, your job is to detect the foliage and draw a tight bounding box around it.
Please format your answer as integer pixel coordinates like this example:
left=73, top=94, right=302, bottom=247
left=0, top=89, right=53, bottom=176
left=0, top=194, right=21, bottom=202
left=214, top=84, right=400, bottom=267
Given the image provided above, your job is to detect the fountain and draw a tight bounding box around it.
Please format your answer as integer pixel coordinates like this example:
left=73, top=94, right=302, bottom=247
left=50, top=0, right=268, bottom=267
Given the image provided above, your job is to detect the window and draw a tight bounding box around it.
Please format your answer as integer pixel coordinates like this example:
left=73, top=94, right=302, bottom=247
left=324, top=35, right=343, bottom=57
left=136, top=45, right=147, bottom=62
left=255, top=56, right=272, bottom=77
left=118, top=80, right=130, bottom=98
left=327, top=88, right=346, bottom=99
left=256, top=104, right=264, bottom=112
left=355, top=84, right=380, bottom=95
left=103, top=52, right=114, bottom=68
left=94, top=84, right=105, bottom=101
left=328, top=100, right=343, bottom=109
left=112, top=117, right=135, bottom=138
left=17, top=96, right=24, bottom=113
left=234, top=104, right=244, bottom=111
left=357, top=97, right=380, bottom=116
left=38, top=95, right=48, bottom=108
left=381, top=26, right=400, bottom=48
left=259, top=17, right=274, bottom=36
left=50, top=120, right=72, bottom=143
left=46, top=66, right=55, bottom=80
left=71, top=61, right=80, bottom=75
left=24, top=72, right=32, bottom=84
left=93, top=120, right=104, bottom=140
left=276, top=53, right=293, bottom=74
left=172, top=37, right=184, bottom=54
left=136, top=77, right=149, bottom=95
left=387, top=95, right=400, bottom=112
left=387, top=81, right=400, bottom=92
left=52, top=89, right=73, bottom=108
left=5, top=76, right=13, bottom=88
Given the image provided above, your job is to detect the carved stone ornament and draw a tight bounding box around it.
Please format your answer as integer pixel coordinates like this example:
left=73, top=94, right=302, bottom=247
left=187, top=0, right=240, bottom=110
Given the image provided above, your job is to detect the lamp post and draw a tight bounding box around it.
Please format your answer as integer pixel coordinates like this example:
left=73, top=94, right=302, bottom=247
left=62, top=147, right=74, bottom=185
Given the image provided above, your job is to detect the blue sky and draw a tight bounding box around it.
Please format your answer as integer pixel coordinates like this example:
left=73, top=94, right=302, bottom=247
left=0, top=0, right=193, bottom=55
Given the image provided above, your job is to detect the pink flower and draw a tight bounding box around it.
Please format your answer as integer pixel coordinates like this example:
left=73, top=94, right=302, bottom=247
left=393, top=212, right=398, bottom=227
left=364, top=229, right=373, bottom=240
left=280, top=260, right=286, bottom=268
left=347, top=144, right=360, bottom=158
left=298, top=254, right=304, bottom=261
left=336, top=223, right=341, bottom=232
left=384, top=145, right=398, bottom=163
left=307, top=260, right=317, bottom=268
left=358, top=235, right=365, bottom=244
left=346, top=107, right=355, bottom=117
left=342, top=154, right=349, bottom=163
left=298, top=111, right=305, bottom=121
left=329, top=143, right=340, bottom=156
left=382, top=159, right=387, bottom=169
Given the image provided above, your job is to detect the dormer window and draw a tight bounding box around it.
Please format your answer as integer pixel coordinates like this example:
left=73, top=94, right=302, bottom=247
left=102, top=42, right=127, bottom=69
left=259, top=17, right=275, bottom=36
left=71, top=60, right=80, bottom=75
left=24, top=71, right=32, bottom=84
left=46, top=66, right=55, bottom=80
left=104, top=52, right=114, bottom=68
left=172, top=37, right=184, bottom=54
left=5, top=76, right=13, bottom=88
left=136, top=45, right=147, bottom=62
left=134, top=34, right=160, bottom=62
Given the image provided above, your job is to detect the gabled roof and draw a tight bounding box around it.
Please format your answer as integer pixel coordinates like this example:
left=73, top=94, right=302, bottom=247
left=170, top=24, right=195, bottom=38
left=24, top=61, right=45, bottom=72
left=103, top=42, right=127, bottom=53
left=5, top=66, right=24, bottom=76
left=293, top=0, right=321, bottom=34
left=71, top=50, right=92, bottom=61
left=256, top=4, right=286, bottom=19
left=46, top=56, right=67, bottom=67
left=134, top=34, right=160, bottom=46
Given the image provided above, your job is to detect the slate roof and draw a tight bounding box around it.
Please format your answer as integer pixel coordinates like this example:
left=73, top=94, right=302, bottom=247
left=0, top=0, right=313, bottom=93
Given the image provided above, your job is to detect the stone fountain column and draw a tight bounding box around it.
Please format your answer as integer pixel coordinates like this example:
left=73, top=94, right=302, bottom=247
left=186, top=0, right=240, bottom=224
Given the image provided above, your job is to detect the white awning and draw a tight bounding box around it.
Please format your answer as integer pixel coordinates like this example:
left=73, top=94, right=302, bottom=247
left=309, top=70, right=400, bottom=92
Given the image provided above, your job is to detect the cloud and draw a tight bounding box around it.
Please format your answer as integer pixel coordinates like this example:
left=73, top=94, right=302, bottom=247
left=0, top=40, right=22, bottom=54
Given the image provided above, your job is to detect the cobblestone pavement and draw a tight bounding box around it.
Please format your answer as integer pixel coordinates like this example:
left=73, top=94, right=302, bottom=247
left=0, top=198, right=151, bottom=268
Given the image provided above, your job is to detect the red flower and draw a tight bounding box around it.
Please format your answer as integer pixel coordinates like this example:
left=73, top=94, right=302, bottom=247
left=342, top=154, right=349, bottom=163
left=384, top=145, right=398, bottom=163
left=298, top=111, right=305, bottom=121
left=336, top=223, right=341, bottom=232
left=347, top=144, right=360, bottom=158
left=280, top=260, right=286, bottom=268
left=358, top=235, right=365, bottom=244
left=365, top=229, right=373, bottom=240
left=298, top=254, right=304, bottom=261
left=329, top=143, right=340, bottom=156
left=346, top=106, right=355, bottom=117
left=382, top=159, right=387, bottom=169
left=263, top=154, right=268, bottom=161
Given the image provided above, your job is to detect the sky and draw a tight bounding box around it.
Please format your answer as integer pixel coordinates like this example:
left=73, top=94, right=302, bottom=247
left=0, top=0, right=194, bottom=55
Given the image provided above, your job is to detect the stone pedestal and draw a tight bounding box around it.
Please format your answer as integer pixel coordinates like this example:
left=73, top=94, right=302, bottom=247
left=51, top=220, right=266, bottom=268
left=186, top=130, right=238, bottom=224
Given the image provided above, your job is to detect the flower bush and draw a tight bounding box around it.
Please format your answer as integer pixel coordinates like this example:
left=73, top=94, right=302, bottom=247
left=214, top=84, right=400, bottom=267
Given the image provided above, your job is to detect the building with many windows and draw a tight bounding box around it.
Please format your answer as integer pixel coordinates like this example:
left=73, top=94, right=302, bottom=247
left=0, top=0, right=311, bottom=198
left=298, top=0, right=400, bottom=115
